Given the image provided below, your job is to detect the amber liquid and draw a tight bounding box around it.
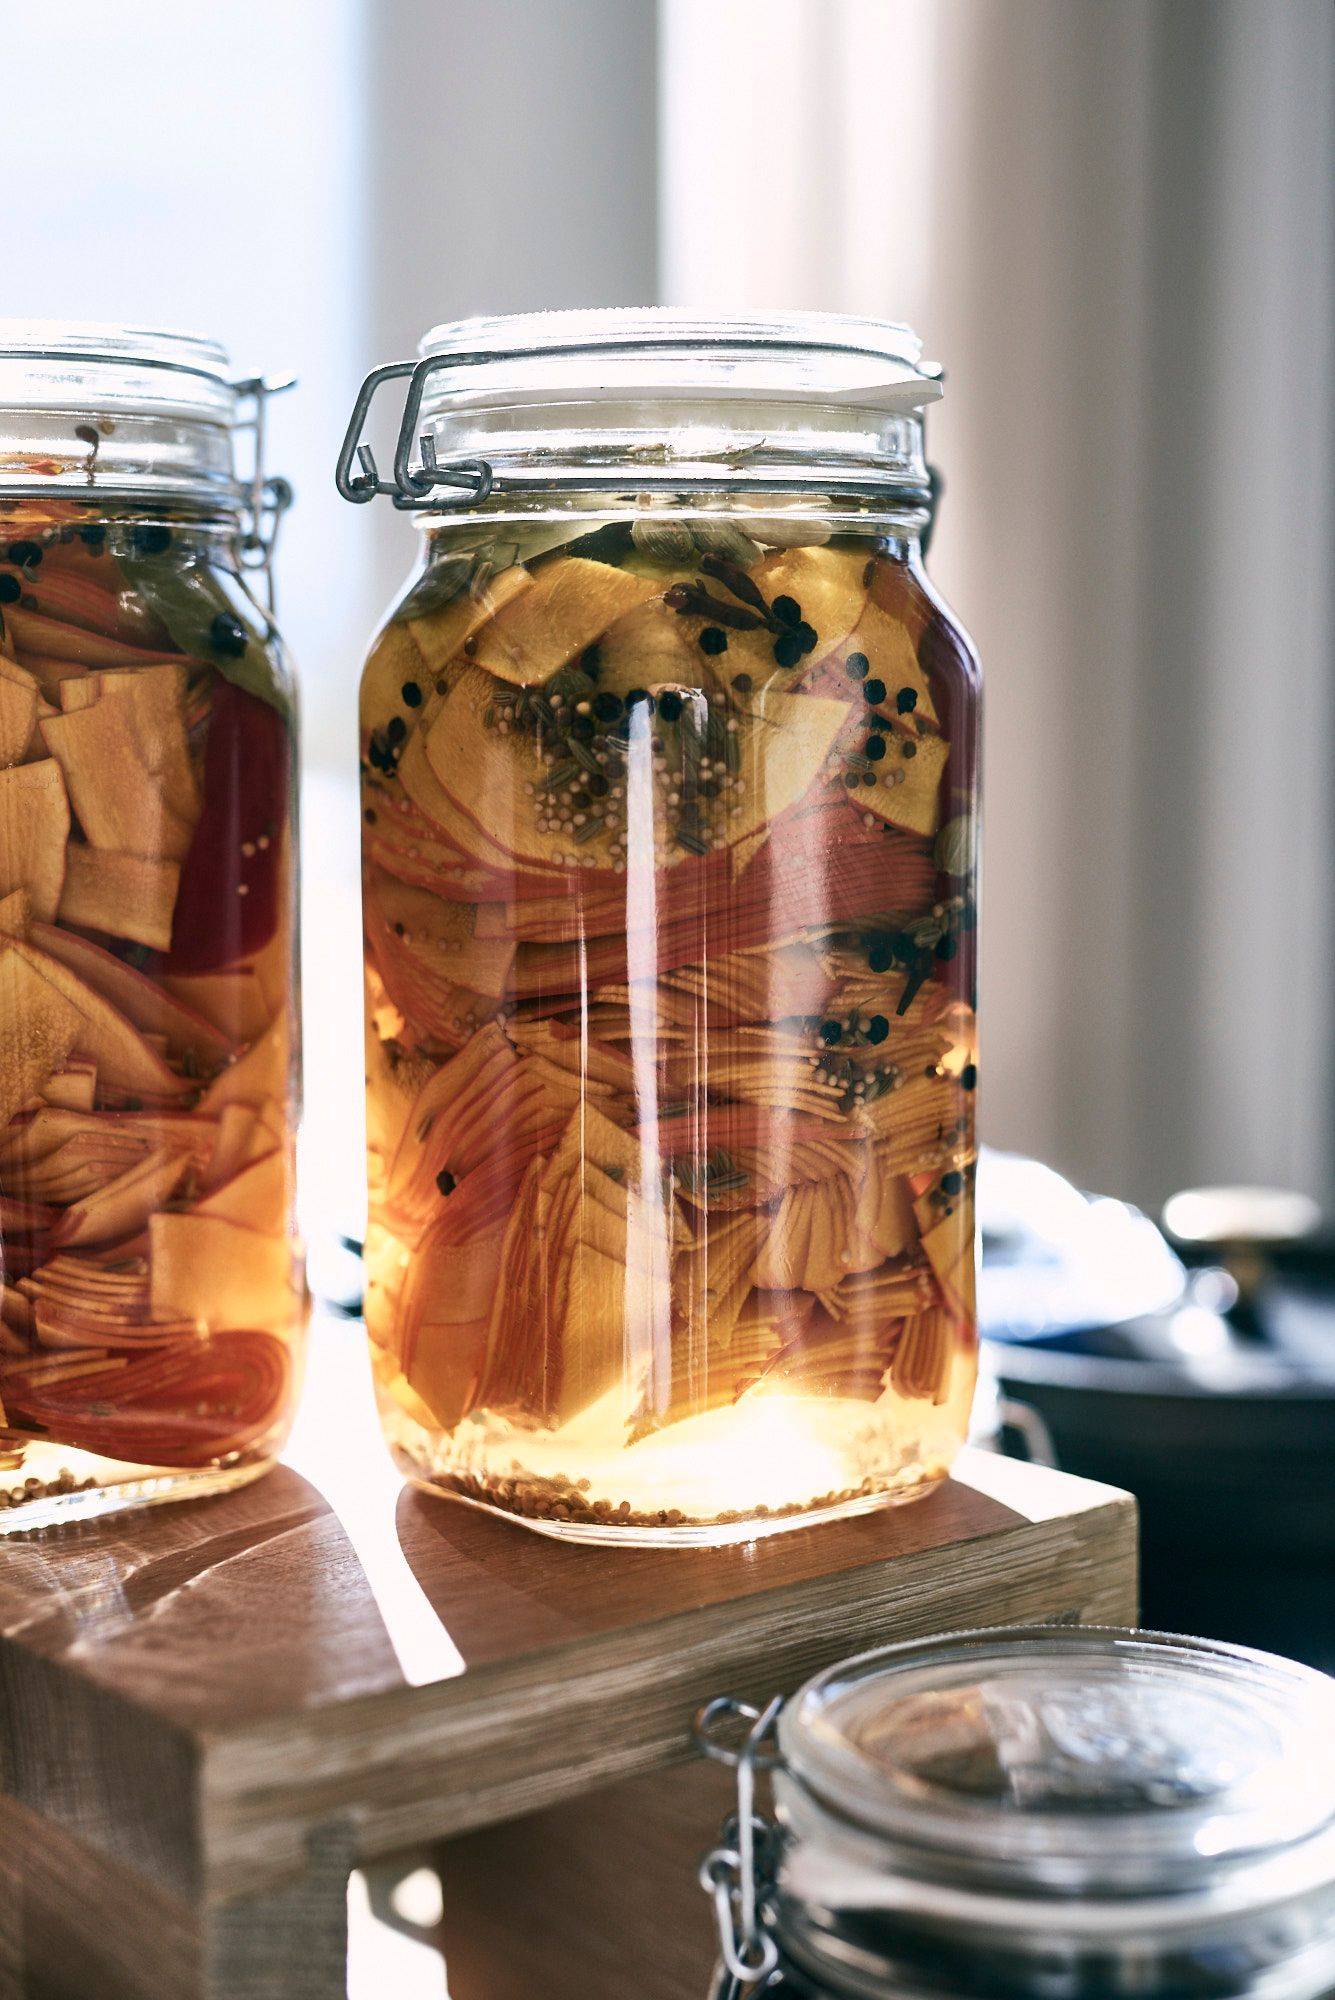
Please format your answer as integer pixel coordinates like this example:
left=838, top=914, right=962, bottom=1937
left=0, top=507, right=305, bottom=1527
left=361, top=517, right=978, bottom=1542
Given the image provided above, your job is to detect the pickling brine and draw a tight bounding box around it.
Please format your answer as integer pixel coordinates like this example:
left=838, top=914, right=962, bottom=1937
left=0, top=327, right=305, bottom=1527
left=359, top=501, right=978, bottom=1541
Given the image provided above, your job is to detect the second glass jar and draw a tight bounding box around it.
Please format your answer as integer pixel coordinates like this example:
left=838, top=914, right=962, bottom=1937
left=350, top=312, right=980, bottom=1542
left=0, top=326, right=305, bottom=1527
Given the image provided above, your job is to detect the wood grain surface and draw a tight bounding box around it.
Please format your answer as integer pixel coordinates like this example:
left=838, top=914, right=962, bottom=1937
left=0, top=1322, right=1138, bottom=1997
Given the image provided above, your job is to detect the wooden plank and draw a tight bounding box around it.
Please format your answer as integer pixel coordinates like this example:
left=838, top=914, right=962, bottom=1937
left=202, top=1452, right=1135, bottom=1896
left=0, top=1323, right=1136, bottom=1994
left=430, top=1761, right=740, bottom=2000
left=0, top=1794, right=353, bottom=2000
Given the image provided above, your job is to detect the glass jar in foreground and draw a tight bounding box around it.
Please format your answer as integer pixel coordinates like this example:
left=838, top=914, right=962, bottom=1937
left=340, top=311, right=979, bottom=1543
left=0, top=326, right=305, bottom=1528
left=698, top=1627, right=1335, bottom=2000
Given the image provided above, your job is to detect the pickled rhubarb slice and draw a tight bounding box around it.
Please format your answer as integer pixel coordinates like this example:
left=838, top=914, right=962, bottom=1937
left=163, top=681, right=290, bottom=972
left=0, top=943, right=83, bottom=1127
left=2, top=936, right=192, bottom=1099
left=41, top=702, right=193, bottom=863
left=148, top=1213, right=294, bottom=1327
left=29, top=923, right=234, bottom=1067
left=405, top=561, right=533, bottom=674
left=466, top=557, right=653, bottom=687
left=0, top=760, right=70, bottom=920
left=57, top=847, right=180, bottom=951
left=2, top=1327, right=291, bottom=1468
left=0, top=669, right=37, bottom=765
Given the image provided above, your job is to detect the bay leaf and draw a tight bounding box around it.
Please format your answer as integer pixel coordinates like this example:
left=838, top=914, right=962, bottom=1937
left=118, top=555, right=294, bottom=723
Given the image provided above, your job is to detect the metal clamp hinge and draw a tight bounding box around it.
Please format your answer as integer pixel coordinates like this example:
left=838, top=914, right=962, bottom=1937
left=335, top=331, right=942, bottom=516
left=231, top=374, right=296, bottom=613
left=334, top=359, right=493, bottom=514
left=696, top=1695, right=784, bottom=1989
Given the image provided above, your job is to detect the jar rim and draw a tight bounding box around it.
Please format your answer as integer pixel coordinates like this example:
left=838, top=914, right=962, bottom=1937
left=0, top=321, right=285, bottom=513
left=415, top=306, right=943, bottom=422
left=778, top=1625, right=1335, bottom=1896
left=0, top=321, right=235, bottom=417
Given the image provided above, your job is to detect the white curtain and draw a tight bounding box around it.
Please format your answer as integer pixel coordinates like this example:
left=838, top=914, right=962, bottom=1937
left=661, top=0, right=1335, bottom=1211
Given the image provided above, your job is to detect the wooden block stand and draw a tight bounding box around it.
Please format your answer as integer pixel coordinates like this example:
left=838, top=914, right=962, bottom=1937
left=0, top=1324, right=1136, bottom=2000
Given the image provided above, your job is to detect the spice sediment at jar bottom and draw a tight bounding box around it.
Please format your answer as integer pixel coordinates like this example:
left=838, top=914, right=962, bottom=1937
left=361, top=519, right=978, bottom=1538
left=0, top=509, right=305, bottom=1519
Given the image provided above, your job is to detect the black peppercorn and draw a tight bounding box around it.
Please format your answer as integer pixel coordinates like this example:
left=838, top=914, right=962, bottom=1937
left=961, top=1063, right=978, bottom=1091
left=435, top=1169, right=457, bottom=1196
left=865, top=736, right=887, bottom=762
left=771, top=594, right=802, bottom=628
left=593, top=691, right=623, bottom=721
left=867, top=940, right=893, bottom=973
left=657, top=690, right=684, bottom=722
left=699, top=626, right=729, bottom=655
left=0, top=575, right=19, bottom=605
left=863, top=678, right=886, bottom=705
left=730, top=672, right=753, bottom=694
left=401, top=681, right=423, bottom=708
left=209, top=612, right=248, bottom=658
left=386, top=715, right=407, bottom=746
left=820, top=1019, right=842, bottom=1046
left=132, top=525, right=173, bottom=555
left=896, top=686, right=919, bottom=714
left=941, top=1169, right=964, bottom=1196
left=845, top=652, right=869, bottom=680
left=6, top=540, right=42, bottom=568
left=868, top=1015, right=890, bottom=1044
left=773, top=630, right=804, bottom=669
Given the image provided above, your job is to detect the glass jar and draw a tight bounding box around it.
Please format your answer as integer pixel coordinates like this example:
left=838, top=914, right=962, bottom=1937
left=698, top=1627, right=1335, bottom=2000
left=338, top=310, right=979, bottom=1544
left=0, top=325, right=305, bottom=1528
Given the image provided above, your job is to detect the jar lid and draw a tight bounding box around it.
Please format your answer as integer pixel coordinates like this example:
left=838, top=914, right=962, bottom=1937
left=780, top=1627, right=1335, bottom=1899
left=416, top=307, right=943, bottom=416
left=338, top=308, right=942, bottom=510
left=0, top=321, right=288, bottom=515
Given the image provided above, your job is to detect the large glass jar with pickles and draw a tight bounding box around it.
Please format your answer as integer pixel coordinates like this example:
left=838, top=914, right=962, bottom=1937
left=341, top=311, right=979, bottom=1543
left=0, top=325, right=305, bottom=1527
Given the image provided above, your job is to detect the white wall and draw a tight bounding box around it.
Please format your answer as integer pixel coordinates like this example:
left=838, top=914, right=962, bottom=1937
left=660, top=0, right=1335, bottom=1213
left=2, top=0, right=371, bottom=763
left=357, top=0, right=660, bottom=638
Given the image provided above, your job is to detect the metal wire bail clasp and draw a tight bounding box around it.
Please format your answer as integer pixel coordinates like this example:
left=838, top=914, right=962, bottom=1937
left=334, top=356, right=493, bottom=512
left=231, top=374, right=295, bottom=615
left=696, top=1695, right=785, bottom=1991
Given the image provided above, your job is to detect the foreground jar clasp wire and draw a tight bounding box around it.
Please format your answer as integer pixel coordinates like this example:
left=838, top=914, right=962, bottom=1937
left=695, top=1694, right=785, bottom=1988
left=230, top=373, right=297, bottom=612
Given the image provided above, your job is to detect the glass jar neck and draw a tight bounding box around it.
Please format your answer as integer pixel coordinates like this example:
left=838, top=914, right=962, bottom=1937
left=0, top=407, right=243, bottom=512
left=0, top=492, right=243, bottom=542
left=413, top=489, right=930, bottom=557
left=416, top=401, right=930, bottom=511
